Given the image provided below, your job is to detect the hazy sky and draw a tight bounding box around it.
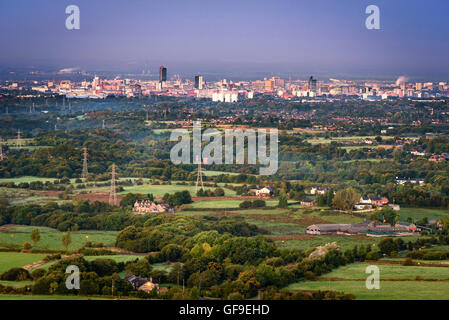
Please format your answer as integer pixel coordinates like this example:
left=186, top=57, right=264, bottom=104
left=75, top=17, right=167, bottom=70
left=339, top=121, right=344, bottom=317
left=1, top=0, right=449, bottom=79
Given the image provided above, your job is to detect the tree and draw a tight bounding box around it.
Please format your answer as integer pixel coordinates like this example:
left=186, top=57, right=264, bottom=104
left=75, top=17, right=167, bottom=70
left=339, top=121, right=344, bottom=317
left=22, top=242, right=32, bottom=251
left=62, top=230, right=72, bottom=252
left=332, top=188, right=360, bottom=211
left=239, top=200, right=252, bottom=209
left=278, top=191, right=288, bottom=208
left=125, top=259, right=153, bottom=278
left=378, top=238, right=399, bottom=256
left=214, top=188, right=225, bottom=197
left=30, top=228, right=41, bottom=247
left=370, top=207, right=398, bottom=226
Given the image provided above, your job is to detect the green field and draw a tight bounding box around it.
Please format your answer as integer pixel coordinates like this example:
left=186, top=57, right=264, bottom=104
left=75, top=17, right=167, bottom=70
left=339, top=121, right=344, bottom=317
left=0, top=280, right=33, bottom=287
left=306, top=136, right=395, bottom=145
left=396, top=207, right=449, bottom=221
left=201, top=170, right=240, bottom=177
left=276, top=234, right=423, bottom=252
left=0, top=252, right=47, bottom=273
left=152, top=262, right=174, bottom=273
left=84, top=255, right=142, bottom=263
left=0, top=225, right=118, bottom=251
left=0, top=176, right=55, bottom=184
left=188, top=200, right=279, bottom=209
left=118, top=183, right=236, bottom=197
left=321, top=263, right=449, bottom=280
left=285, top=280, right=449, bottom=300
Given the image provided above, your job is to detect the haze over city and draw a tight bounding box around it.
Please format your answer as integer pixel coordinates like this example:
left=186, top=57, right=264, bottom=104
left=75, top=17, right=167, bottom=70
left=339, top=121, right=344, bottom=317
left=1, top=0, right=449, bottom=80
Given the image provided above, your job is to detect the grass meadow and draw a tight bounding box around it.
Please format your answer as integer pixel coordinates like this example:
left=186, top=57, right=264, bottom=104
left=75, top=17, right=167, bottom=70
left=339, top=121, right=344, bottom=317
left=321, top=263, right=449, bottom=280
left=285, top=280, right=449, bottom=300
left=0, top=225, right=118, bottom=251
left=0, top=252, right=47, bottom=273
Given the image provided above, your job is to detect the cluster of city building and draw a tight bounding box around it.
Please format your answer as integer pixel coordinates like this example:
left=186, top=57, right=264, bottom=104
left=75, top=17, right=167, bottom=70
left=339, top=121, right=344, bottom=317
left=3, top=66, right=449, bottom=102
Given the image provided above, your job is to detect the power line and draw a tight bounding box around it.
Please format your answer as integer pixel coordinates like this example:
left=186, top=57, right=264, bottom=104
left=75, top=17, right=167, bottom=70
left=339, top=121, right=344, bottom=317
left=81, top=148, right=88, bottom=179
left=16, top=129, right=23, bottom=148
left=195, top=155, right=204, bottom=193
left=0, top=137, right=4, bottom=161
left=109, top=163, right=117, bottom=206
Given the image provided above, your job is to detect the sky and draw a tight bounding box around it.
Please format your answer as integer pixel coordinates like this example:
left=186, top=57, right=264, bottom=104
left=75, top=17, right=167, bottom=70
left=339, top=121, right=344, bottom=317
left=1, top=0, right=449, bottom=80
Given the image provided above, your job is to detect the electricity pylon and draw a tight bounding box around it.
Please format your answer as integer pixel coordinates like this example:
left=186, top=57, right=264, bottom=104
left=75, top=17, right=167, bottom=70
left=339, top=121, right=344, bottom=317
left=16, top=129, right=23, bottom=148
left=109, top=163, right=117, bottom=206
left=81, top=148, right=88, bottom=179
left=195, top=155, right=204, bottom=193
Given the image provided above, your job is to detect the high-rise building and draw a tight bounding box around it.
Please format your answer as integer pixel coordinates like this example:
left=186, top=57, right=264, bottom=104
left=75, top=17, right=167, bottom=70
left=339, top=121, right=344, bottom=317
left=264, top=79, right=274, bottom=92
left=308, top=76, right=317, bottom=93
left=159, top=66, right=167, bottom=83
left=195, top=75, right=203, bottom=89
left=92, top=75, right=100, bottom=89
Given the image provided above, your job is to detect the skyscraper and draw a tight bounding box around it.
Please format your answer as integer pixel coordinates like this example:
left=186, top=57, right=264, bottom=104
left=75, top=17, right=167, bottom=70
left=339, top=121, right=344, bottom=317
left=308, top=76, right=317, bottom=93
left=159, top=66, right=167, bottom=83
left=195, top=75, right=203, bottom=89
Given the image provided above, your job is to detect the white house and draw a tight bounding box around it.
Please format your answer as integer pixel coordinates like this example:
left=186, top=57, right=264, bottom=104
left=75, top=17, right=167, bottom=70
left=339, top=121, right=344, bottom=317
left=255, top=186, right=273, bottom=197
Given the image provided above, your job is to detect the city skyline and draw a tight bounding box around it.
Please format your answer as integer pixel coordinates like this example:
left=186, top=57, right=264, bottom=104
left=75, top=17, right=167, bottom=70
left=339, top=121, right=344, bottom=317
left=1, top=0, right=449, bottom=80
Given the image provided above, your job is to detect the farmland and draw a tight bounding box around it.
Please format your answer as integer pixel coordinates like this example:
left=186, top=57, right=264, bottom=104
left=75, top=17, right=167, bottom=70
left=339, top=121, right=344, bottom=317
left=395, top=207, right=449, bottom=221
left=0, top=225, right=118, bottom=251
left=285, top=280, right=449, bottom=300
left=321, top=262, right=449, bottom=280
left=187, top=199, right=279, bottom=209
left=0, top=252, right=47, bottom=273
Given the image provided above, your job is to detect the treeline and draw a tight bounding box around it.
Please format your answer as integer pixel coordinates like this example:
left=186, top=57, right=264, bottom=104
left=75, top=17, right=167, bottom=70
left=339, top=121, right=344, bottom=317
left=0, top=201, right=149, bottom=232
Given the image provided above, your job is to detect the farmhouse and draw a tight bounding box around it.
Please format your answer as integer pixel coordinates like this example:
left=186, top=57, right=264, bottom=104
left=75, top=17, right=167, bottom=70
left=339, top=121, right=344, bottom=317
left=300, top=199, right=315, bottom=207
left=394, top=177, right=425, bottom=186
left=255, top=186, right=273, bottom=197
left=125, top=274, right=147, bottom=290
left=359, top=196, right=389, bottom=207
left=308, top=186, right=329, bottom=195
left=306, top=224, right=347, bottom=235
left=133, top=201, right=174, bottom=214
left=429, top=154, right=449, bottom=163
left=388, top=204, right=400, bottom=211
left=125, top=274, right=159, bottom=293
left=307, top=220, right=419, bottom=236
left=354, top=203, right=373, bottom=210
left=138, top=278, right=159, bottom=293
left=394, top=221, right=418, bottom=232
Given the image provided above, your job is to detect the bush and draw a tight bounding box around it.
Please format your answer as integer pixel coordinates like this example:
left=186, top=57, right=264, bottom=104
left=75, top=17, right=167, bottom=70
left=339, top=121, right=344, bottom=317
left=227, top=292, right=243, bottom=300
left=1, top=268, right=31, bottom=281
left=44, top=253, right=61, bottom=262
left=252, top=200, right=266, bottom=208
left=365, top=251, right=380, bottom=261
left=22, top=242, right=32, bottom=251
left=31, top=268, right=47, bottom=280
left=239, top=201, right=252, bottom=209
left=239, top=200, right=266, bottom=209
left=402, top=258, right=415, bottom=266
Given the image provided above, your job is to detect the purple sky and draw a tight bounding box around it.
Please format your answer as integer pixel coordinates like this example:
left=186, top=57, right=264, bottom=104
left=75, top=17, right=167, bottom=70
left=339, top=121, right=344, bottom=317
left=1, top=0, right=449, bottom=79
